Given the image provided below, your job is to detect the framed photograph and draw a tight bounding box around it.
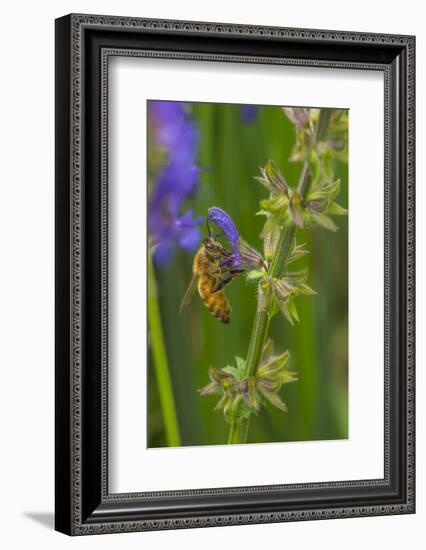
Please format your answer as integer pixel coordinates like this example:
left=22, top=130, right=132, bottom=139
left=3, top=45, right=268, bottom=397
left=55, top=14, right=415, bottom=535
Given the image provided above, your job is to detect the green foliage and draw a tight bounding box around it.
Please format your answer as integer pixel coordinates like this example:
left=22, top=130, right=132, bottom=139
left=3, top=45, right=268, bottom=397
left=199, top=340, right=297, bottom=422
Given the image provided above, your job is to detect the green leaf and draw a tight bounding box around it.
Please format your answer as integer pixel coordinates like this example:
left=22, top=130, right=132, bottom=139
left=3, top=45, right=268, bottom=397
left=235, top=356, right=246, bottom=369
left=222, top=365, right=239, bottom=378
left=246, top=269, right=265, bottom=281
left=234, top=356, right=247, bottom=381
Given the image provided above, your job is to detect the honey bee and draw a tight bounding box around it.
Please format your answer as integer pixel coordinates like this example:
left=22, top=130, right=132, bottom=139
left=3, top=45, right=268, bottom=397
left=179, top=233, right=243, bottom=324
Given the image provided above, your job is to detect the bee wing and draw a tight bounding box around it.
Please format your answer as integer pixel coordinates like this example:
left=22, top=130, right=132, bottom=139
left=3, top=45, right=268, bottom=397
left=179, top=274, right=198, bottom=314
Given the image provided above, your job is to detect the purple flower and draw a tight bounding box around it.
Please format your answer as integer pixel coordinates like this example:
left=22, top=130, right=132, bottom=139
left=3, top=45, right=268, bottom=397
left=240, top=104, right=258, bottom=124
left=208, top=207, right=266, bottom=271
left=207, top=207, right=241, bottom=267
left=151, top=210, right=202, bottom=267
left=148, top=101, right=202, bottom=266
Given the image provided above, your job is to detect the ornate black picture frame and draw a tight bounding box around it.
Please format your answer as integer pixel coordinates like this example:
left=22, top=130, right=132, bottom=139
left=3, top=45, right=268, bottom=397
left=55, top=13, right=415, bottom=535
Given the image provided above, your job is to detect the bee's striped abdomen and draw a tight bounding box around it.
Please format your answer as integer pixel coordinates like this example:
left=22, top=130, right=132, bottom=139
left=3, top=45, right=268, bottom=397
left=198, top=276, right=231, bottom=323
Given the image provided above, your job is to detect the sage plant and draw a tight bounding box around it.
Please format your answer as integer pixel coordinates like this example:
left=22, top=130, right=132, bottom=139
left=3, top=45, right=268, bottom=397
left=200, top=107, right=348, bottom=444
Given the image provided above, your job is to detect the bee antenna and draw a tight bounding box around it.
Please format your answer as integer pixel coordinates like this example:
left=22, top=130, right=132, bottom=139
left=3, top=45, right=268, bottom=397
left=206, top=218, right=212, bottom=237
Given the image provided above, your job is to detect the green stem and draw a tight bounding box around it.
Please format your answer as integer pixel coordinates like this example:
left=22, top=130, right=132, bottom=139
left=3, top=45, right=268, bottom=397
left=148, top=252, right=181, bottom=447
left=228, top=109, right=330, bottom=445
left=228, top=419, right=237, bottom=444
left=229, top=224, right=297, bottom=444
left=228, top=416, right=249, bottom=444
left=241, top=417, right=250, bottom=443
left=245, top=312, right=270, bottom=377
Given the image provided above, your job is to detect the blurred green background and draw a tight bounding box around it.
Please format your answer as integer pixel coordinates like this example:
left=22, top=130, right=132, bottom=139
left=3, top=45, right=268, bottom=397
left=148, top=103, right=348, bottom=447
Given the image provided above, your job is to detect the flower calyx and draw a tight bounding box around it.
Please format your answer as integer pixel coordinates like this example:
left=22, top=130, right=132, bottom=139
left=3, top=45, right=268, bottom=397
left=199, top=340, right=298, bottom=419
left=258, top=267, right=316, bottom=325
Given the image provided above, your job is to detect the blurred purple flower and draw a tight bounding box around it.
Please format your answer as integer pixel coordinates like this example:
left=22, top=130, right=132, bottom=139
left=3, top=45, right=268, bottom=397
left=148, top=101, right=202, bottom=266
left=240, top=104, right=258, bottom=124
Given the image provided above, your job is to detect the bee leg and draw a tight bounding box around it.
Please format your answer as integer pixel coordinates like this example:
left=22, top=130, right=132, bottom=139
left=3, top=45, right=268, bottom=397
left=211, top=276, right=234, bottom=293
left=222, top=275, right=237, bottom=287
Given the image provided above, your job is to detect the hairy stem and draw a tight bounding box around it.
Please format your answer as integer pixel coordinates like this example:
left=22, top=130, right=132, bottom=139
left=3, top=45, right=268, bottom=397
left=148, top=252, right=181, bottom=447
left=228, top=109, right=330, bottom=445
